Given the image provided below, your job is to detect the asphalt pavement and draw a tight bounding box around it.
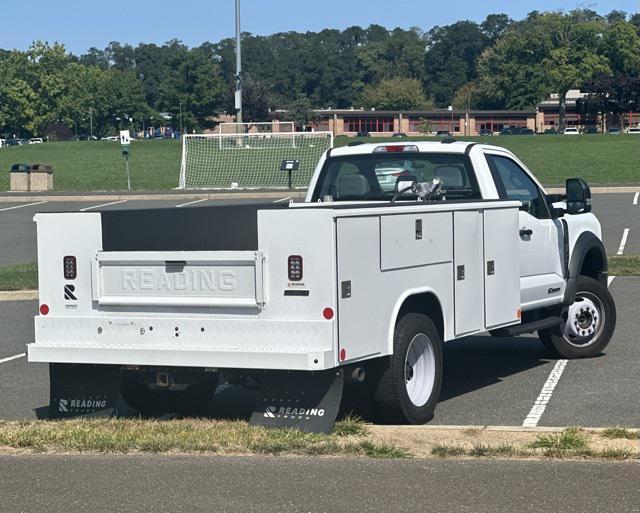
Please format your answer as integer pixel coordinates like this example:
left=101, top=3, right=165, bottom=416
left=0, top=454, right=638, bottom=513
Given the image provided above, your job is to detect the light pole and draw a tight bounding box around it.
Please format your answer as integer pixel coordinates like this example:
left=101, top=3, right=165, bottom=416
left=179, top=101, right=183, bottom=135
left=89, top=107, right=93, bottom=138
left=235, top=0, right=243, bottom=125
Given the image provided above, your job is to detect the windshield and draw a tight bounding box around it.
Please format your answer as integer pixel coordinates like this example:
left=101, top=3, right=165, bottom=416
left=312, top=153, right=481, bottom=201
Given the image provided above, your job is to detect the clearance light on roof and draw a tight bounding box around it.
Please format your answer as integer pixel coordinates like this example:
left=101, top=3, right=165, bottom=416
left=373, top=145, right=419, bottom=153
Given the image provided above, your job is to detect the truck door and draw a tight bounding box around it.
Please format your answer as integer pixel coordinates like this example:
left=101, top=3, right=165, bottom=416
left=485, top=154, right=565, bottom=310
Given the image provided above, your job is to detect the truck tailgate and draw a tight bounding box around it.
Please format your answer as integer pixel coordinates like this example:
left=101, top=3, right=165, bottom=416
left=93, top=251, right=265, bottom=308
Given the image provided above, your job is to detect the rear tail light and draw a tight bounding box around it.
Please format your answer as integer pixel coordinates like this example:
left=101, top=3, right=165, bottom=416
left=63, top=256, right=77, bottom=280
left=373, top=145, right=419, bottom=153
left=288, top=255, right=303, bottom=281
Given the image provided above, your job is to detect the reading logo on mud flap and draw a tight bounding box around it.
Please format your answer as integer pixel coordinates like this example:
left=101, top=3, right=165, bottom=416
left=57, top=397, right=108, bottom=413
left=263, top=406, right=325, bottom=420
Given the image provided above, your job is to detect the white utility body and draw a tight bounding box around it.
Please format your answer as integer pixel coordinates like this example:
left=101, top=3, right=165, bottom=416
left=29, top=141, right=615, bottom=428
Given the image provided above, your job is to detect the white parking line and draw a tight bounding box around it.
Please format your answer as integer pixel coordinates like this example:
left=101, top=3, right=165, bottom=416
left=633, top=192, right=639, bottom=206
left=176, top=198, right=207, bottom=208
left=274, top=196, right=292, bottom=203
left=616, top=228, right=629, bottom=255
left=522, top=359, right=568, bottom=427
left=608, top=276, right=616, bottom=286
left=0, top=353, right=26, bottom=365
left=0, top=201, right=47, bottom=212
left=79, top=200, right=127, bottom=211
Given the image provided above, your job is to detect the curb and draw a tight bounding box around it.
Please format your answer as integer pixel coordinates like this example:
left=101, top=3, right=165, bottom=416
left=0, top=191, right=307, bottom=203
left=0, top=291, right=38, bottom=301
left=370, top=424, right=639, bottom=433
left=0, top=187, right=637, bottom=203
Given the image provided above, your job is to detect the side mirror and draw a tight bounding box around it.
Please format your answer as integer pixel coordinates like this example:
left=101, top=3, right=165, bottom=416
left=395, top=174, right=418, bottom=194
left=566, top=178, right=591, bottom=214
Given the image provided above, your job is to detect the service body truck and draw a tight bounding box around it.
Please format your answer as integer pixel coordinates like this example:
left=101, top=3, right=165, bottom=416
left=29, top=141, right=615, bottom=431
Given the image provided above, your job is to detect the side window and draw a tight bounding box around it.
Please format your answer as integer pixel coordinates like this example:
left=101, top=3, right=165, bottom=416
left=486, top=155, right=549, bottom=219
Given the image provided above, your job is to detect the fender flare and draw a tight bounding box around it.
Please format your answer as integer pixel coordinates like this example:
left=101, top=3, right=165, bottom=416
left=387, top=287, right=446, bottom=355
left=563, top=230, right=607, bottom=305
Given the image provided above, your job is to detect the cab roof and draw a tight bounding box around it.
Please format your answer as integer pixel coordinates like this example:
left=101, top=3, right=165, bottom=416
left=328, top=140, right=511, bottom=157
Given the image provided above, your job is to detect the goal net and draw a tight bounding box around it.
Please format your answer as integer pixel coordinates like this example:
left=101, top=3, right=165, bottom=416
left=178, top=131, right=334, bottom=189
left=218, top=121, right=294, bottom=134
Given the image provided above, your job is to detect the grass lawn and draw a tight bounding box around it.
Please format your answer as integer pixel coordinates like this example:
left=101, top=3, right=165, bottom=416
left=336, top=134, right=640, bottom=186
left=0, top=139, right=181, bottom=191
left=0, top=135, right=638, bottom=191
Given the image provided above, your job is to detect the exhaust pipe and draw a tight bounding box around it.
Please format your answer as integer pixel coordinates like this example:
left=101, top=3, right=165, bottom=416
left=346, top=367, right=366, bottom=383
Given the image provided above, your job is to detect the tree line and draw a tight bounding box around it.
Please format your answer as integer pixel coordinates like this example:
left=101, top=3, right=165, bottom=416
left=0, top=9, right=638, bottom=138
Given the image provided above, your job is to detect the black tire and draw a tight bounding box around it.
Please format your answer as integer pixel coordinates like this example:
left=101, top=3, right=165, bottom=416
left=369, top=313, right=443, bottom=424
left=538, top=276, right=616, bottom=359
left=120, top=370, right=218, bottom=416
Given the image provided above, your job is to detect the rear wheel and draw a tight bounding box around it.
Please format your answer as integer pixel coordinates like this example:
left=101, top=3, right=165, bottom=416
left=538, top=276, right=616, bottom=358
left=120, top=368, right=218, bottom=416
left=369, top=313, right=443, bottom=424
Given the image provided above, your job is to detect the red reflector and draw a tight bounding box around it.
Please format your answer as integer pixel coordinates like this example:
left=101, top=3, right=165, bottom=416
left=323, top=307, right=334, bottom=320
left=288, top=255, right=303, bottom=281
left=63, top=256, right=77, bottom=280
left=39, top=304, right=50, bottom=315
left=340, top=348, right=346, bottom=361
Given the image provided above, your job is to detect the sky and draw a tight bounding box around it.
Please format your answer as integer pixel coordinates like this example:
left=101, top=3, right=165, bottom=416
left=0, top=0, right=637, bottom=54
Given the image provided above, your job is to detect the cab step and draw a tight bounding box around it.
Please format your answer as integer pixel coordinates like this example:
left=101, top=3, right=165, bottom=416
left=504, top=316, right=563, bottom=336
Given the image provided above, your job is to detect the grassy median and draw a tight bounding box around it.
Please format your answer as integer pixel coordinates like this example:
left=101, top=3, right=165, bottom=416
left=0, top=418, right=409, bottom=458
left=1, top=256, right=638, bottom=292
left=0, top=420, right=638, bottom=460
left=1, top=135, right=639, bottom=192
left=0, top=262, right=37, bottom=291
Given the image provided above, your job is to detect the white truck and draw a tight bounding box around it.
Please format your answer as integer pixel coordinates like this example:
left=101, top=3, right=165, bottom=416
left=29, top=140, right=615, bottom=431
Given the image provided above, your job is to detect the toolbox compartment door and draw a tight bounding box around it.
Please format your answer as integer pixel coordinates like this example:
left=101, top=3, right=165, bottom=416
left=93, top=250, right=265, bottom=308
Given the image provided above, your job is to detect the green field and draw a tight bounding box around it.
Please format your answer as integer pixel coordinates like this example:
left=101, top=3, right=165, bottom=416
left=0, top=135, right=638, bottom=192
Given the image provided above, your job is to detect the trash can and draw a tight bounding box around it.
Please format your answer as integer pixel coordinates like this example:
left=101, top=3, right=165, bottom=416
left=10, top=163, right=31, bottom=192
left=30, top=163, right=54, bottom=191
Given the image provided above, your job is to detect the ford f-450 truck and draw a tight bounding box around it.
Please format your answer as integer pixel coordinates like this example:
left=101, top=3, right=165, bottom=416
left=29, top=140, right=615, bottom=431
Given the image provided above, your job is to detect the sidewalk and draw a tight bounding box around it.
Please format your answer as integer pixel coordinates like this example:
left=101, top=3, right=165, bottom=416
left=0, top=186, right=637, bottom=202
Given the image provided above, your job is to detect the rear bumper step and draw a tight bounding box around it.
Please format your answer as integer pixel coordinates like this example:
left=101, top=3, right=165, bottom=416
left=504, top=316, right=562, bottom=336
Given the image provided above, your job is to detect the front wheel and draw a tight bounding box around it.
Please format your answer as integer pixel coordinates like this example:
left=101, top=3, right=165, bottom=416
left=538, top=276, right=616, bottom=358
left=369, top=313, right=443, bottom=424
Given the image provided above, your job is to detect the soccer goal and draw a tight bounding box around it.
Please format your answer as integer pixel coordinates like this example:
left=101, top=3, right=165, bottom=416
left=178, top=131, right=334, bottom=189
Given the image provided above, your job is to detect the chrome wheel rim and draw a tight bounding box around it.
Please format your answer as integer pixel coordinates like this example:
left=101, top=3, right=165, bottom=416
left=404, top=333, right=436, bottom=407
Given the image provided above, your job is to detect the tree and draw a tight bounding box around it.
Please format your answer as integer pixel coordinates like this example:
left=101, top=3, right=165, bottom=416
left=361, top=78, right=432, bottom=110
left=285, top=96, right=313, bottom=130
left=424, top=21, right=490, bottom=107
left=477, top=10, right=610, bottom=129
left=240, top=76, right=272, bottom=122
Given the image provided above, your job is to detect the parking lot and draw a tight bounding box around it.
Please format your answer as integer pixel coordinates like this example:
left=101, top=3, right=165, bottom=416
left=0, top=193, right=638, bottom=427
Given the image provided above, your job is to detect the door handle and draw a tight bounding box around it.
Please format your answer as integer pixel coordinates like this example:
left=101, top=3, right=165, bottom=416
left=519, top=228, right=533, bottom=237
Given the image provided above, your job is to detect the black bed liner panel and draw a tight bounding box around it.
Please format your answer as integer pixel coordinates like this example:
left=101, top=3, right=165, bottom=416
left=100, top=198, right=516, bottom=252
left=100, top=203, right=286, bottom=252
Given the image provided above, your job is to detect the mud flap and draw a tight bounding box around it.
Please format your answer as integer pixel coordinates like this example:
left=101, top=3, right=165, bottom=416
left=249, top=369, right=344, bottom=434
left=49, top=363, right=121, bottom=419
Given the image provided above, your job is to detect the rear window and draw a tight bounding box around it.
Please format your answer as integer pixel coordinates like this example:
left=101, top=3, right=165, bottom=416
left=313, top=153, right=481, bottom=201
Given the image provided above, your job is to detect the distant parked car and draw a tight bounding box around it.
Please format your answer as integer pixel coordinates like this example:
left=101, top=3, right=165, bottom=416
left=563, top=127, right=580, bottom=135
left=28, top=138, right=44, bottom=144
left=101, top=135, right=120, bottom=142
left=6, top=138, right=26, bottom=146
left=582, top=127, right=598, bottom=134
left=392, top=132, right=407, bottom=138
left=499, top=127, right=517, bottom=135
left=626, top=127, right=640, bottom=135
left=435, top=130, right=451, bottom=136
left=356, top=130, right=370, bottom=137
left=374, top=160, right=414, bottom=192
left=70, top=134, right=98, bottom=141
left=543, top=128, right=558, bottom=134
left=607, top=127, right=621, bottom=135
left=0, top=138, right=5, bottom=148
left=519, top=128, right=534, bottom=135
left=478, top=129, right=492, bottom=136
